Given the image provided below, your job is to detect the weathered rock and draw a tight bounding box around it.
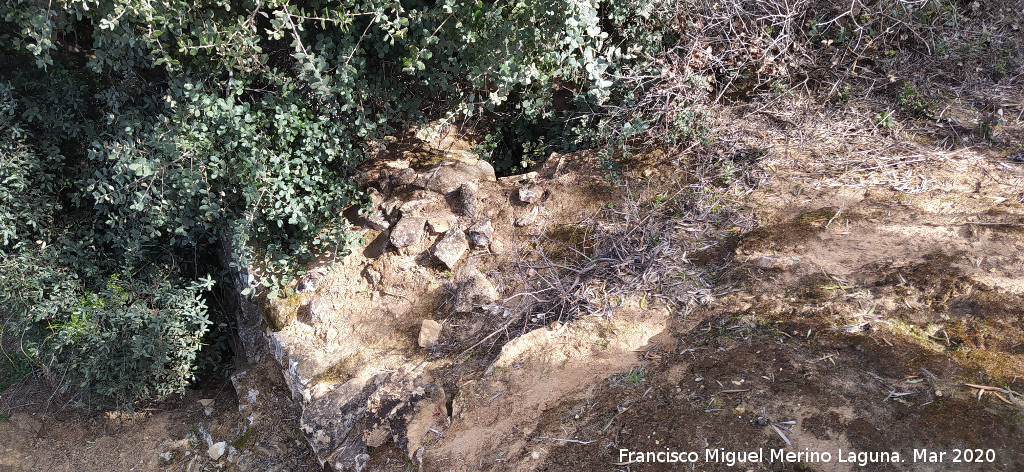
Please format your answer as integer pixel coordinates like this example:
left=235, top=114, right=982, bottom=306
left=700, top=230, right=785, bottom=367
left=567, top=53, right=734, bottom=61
left=432, top=228, right=469, bottom=270
left=418, top=320, right=443, bottom=348
left=514, top=206, right=541, bottom=227
left=296, top=270, right=326, bottom=293
left=398, top=196, right=439, bottom=217
left=362, top=210, right=390, bottom=231
left=489, top=238, right=505, bottom=254
left=359, top=366, right=445, bottom=453
left=391, top=168, right=416, bottom=187
left=466, top=220, right=494, bottom=248
left=498, top=171, right=538, bottom=184
left=413, top=160, right=496, bottom=194
left=380, top=197, right=402, bottom=217
left=457, top=182, right=478, bottom=218
left=390, top=216, right=426, bottom=248
left=300, top=297, right=332, bottom=328
left=265, top=297, right=297, bottom=331
left=517, top=185, right=542, bottom=204
left=208, top=442, right=227, bottom=460
left=454, top=269, right=498, bottom=312
left=302, top=376, right=382, bottom=471
left=450, top=380, right=481, bottom=421
left=426, top=215, right=453, bottom=233
left=401, top=385, right=448, bottom=460
left=363, top=265, right=382, bottom=286
left=298, top=364, right=444, bottom=471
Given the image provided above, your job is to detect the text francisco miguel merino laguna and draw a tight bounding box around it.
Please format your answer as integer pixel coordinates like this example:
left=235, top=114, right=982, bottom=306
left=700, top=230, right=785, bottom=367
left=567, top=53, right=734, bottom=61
left=617, top=447, right=954, bottom=467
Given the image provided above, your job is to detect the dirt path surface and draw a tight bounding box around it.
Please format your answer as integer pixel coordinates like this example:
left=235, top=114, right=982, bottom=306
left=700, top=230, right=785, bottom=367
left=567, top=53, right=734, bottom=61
left=0, top=357, right=321, bottom=472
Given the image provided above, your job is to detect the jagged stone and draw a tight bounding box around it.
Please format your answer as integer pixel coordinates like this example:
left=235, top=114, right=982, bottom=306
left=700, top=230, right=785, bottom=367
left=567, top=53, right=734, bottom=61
left=466, top=220, right=494, bottom=248
left=432, top=228, right=468, bottom=270
left=454, top=269, right=498, bottom=312
left=413, top=160, right=496, bottom=194
left=517, top=185, right=542, bottom=203
left=299, top=297, right=332, bottom=328
left=418, top=319, right=443, bottom=348
left=457, top=182, right=478, bottom=218
left=296, top=270, right=325, bottom=293
left=362, top=265, right=381, bottom=286
left=362, top=210, right=390, bottom=231
left=426, top=215, right=453, bottom=233
left=301, top=375, right=382, bottom=470
left=208, top=442, right=227, bottom=460
left=514, top=206, right=540, bottom=227
left=380, top=197, right=402, bottom=218
left=390, top=215, right=426, bottom=248
left=390, top=168, right=416, bottom=187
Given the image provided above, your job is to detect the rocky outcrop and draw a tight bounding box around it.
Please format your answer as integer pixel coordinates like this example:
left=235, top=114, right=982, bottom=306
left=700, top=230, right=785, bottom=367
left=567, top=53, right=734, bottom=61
left=254, top=154, right=529, bottom=471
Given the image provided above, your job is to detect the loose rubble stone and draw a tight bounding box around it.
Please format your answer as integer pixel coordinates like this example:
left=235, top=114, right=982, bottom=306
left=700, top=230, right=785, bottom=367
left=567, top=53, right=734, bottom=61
left=301, top=297, right=332, bottom=327
left=363, top=265, right=382, bottom=286
left=432, top=228, right=469, bottom=270
left=457, top=182, right=479, bottom=217
left=296, top=270, right=325, bottom=293
left=158, top=451, right=175, bottom=466
left=517, top=185, right=541, bottom=203
left=413, top=160, right=496, bottom=194
left=362, top=210, right=390, bottom=231
left=398, top=197, right=436, bottom=216
left=418, top=320, right=443, bottom=348
left=380, top=197, right=402, bottom=217
left=454, top=269, right=498, bottom=312
left=390, top=215, right=427, bottom=248
left=499, top=171, right=539, bottom=184
left=466, top=220, right=494, bottom=248
left=391, top=168, right=416, bottom=186
left=489, top=238, right=505, bottom=254
left=514, top=206, right=540, bottom=227
left=426, top=215, right=453, bottom=233
left=208, top=442, right=227, bottom=460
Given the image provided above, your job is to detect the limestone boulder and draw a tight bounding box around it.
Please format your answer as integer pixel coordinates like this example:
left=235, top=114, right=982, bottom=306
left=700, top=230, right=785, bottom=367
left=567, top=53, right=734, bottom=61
left=390, top=215, right=426, bottom=248
left=418, top=319, right=443, bottom=348
left=466, top=220, right=494, bottom=248
left=457, top=182, right=479, bottom=218
left=413, top=160, right=496, bottom=194
left=454, top=269, right=498, bottom=312
left=432, top=228, right=469, bottom=270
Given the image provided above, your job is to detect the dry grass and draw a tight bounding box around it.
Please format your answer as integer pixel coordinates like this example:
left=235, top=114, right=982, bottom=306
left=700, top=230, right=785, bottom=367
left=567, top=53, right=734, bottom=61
left=446, top=145, right=761, bottom=358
